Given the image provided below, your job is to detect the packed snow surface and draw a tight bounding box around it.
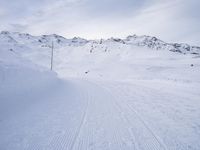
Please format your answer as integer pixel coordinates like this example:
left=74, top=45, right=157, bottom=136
left=0, top=31, right=200, bottom=150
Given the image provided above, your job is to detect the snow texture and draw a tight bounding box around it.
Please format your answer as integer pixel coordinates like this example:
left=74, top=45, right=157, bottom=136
left=0, top=31, right=200, bottom=150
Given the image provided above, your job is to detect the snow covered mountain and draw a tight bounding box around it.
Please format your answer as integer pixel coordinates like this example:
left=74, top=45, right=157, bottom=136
left=0, top=31, right=88, bottom=48
left=1, top=31, right=200, bottom=150
left=1, top=31, right=200, bottom=55
left=1, top=30, right=200, bottom=81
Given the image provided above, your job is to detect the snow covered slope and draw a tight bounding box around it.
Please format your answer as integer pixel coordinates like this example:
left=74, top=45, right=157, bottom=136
left=1, top=31, right=200, bottom=150
left=0, top=31, right=200, bottom=81
left=0, top=41, right=60, bottom=121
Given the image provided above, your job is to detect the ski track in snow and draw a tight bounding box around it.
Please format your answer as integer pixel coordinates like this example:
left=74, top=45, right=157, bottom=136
left=1, top=79, right=200, bottom=150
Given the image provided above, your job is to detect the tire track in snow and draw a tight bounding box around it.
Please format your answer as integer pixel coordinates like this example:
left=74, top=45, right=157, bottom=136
left=126, top=101, right=168, bottom=150
left=70, top=90, right=90, bottom=150
left=95, top=81, right=169, bottom=150
left=71, top=80, right=139, bottom=150
left=85, top=80, right=140, bottom=149
left=70, top=82, right=114, bottom=150
left=115, top=83, right=189, bottom=150
left=31, top=82, right=90, bottom=150
left=108, top=83, right=169, bottom=150
left=111, top=95, right=140, bottom=150
left=101, top=87, right=139, bottom=150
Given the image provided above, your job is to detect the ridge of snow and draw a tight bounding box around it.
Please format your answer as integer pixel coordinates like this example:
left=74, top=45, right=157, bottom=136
left=0, top=31, right=199, bottom=55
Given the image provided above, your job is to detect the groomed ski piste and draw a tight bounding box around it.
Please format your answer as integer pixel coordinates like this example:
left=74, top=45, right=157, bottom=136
left=0, top=32, right=200, bottom=150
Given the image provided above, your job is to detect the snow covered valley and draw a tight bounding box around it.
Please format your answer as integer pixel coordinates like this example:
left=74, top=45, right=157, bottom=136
left=0, top=31, right=200, bottom=150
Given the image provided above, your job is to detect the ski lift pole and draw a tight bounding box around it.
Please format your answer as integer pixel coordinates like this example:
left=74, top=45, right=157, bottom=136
left=50, top=41, right=54, bottom=71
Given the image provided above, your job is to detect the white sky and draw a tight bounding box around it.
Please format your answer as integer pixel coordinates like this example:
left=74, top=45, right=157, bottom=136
left=0, top=0, right=200, bottom=45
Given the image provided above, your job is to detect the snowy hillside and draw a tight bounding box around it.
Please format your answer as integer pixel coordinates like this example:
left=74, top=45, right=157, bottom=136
left=1, top=31, right=200, bottom=150
left=1, top=31, right=200, bottom=55
left=0, top=44, right=60, bottom=117
left=0, top=31, right=200, bottom=81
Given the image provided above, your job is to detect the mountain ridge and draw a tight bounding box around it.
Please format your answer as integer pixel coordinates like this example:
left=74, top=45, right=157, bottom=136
left=0, top=30, right=200, bottom=55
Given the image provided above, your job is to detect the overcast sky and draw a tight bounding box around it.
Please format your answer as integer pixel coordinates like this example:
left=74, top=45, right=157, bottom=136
left=0, top=0, right=199, bottom=45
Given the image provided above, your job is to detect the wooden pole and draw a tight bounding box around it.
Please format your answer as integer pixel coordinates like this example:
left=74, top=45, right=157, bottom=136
left=51, top=41, right=54, bottom=71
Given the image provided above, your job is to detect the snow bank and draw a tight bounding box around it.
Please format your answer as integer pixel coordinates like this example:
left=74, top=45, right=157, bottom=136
left=0, top=48, right=60, bottom=120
